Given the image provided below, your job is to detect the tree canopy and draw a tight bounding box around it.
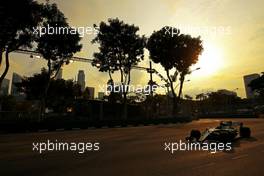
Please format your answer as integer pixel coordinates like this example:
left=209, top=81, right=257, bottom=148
left=147, top=26, right=203, bottom=114
left=92, top=18, right=145, bottom=84
left=36, top=3, right=82, bottom=77
left=16, top=68, right=82, bottom=112
left=0, top=0, right=42, bottom=87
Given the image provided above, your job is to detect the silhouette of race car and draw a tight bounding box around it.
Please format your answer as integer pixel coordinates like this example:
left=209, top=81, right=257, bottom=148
left=186, top=121, right=251, bottom=142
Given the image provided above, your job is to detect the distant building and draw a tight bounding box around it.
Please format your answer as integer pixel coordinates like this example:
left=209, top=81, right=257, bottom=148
left=77, top=70, right=85, bottom=91
left=0, top=78, right=10, bottom=95
left=244, top=74, right=260, bottom=99
left=55, top=68, right=63, bottom=80
left=217, top=89, right=237, bottom=96
left=98, top=92, right=105, bottom=100
left=87, top=87, right=95, bottom=99
left=10, top=73, right=25, bottom=100
left=11, top=72, right=22, bottom=96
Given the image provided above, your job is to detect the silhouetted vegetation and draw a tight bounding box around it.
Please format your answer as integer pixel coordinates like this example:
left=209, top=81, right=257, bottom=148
left=16, top=68, right=82, bottom=113
left=194, top=91, right=245, bottom=115
left=92, top=18, right=146, bottom=119
left=1, top=0, right=259, bottom=134
left=147, top=27, right=203, bottom=115
left=0, top=0, right=42, bottom=88
left=36, top=3, right=82, bottom=116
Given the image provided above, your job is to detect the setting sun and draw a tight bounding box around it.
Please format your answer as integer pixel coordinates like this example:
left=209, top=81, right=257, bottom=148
left=194, top=43, right=224, bottom=77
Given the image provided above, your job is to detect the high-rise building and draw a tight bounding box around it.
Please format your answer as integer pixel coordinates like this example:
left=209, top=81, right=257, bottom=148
left=11, top=72, right=23, bottom=96
left=98, top=92, right=105, bottom=100
left=0, top=78, right=10, bottom=95
left=77, top=70, right=85, bottom=91
left=244, top=74, right=260, bottom=99
left=87, top=87, right=95, bottom=99
left=55, top=68, right=63, bottom=80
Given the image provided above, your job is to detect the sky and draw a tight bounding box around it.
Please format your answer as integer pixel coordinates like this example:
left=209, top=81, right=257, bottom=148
left=1, top=0, right=264, bottom=98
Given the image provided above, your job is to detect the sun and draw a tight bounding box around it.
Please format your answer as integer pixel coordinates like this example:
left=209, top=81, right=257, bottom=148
left=194, top=43, right=224, bottom=77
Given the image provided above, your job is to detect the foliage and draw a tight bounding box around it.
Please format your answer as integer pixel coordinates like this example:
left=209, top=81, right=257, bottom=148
left=184, top=94, right=193, bottom=100
left=147, top=26, right=203, bottom=114
left=0, top=0, right=42, bottom=87
left=36, top=3, right=82, bottom=76
left=16, top=68, right=82, bottom=112
left=92, top=18, right=145, bottom=94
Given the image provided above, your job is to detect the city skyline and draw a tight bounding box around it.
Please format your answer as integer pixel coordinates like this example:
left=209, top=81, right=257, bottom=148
left=1, top=1, right=264, bottom=175
left=1, top=0, right=264, bottom=98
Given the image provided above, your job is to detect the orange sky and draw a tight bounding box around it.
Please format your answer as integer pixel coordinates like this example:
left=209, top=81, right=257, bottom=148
left=1, top=0, right=264, bottom=98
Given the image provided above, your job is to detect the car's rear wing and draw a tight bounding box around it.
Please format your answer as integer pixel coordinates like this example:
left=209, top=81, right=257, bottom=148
left=220, top=121, right=243, bottom=127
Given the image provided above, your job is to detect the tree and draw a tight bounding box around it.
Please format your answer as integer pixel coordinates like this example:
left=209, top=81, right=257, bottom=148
left=176, top=35, right=203, bottom=99
left=184, top=94, right=193, bottom=100
left=248, top=73, right=264, bottom=99
left=92, top=18, right=145, bottom=119
left=147, top=26, right=203, bottom=115
left=0, top=0, right=42, bottom=88
left=16, top=68, right=48, bottom=100
left=196, top=93, right=207, bottom=101
left=36, top=3, right=82, bottom=115
left=206, top=91, right=240, bottom=112
left=16, top=68, right=82, bottom=113
left=147, top=27, right=178, bottom=115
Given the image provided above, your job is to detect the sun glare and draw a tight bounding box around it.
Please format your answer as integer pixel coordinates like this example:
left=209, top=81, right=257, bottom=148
left=194, top=43, right=224, bottom=77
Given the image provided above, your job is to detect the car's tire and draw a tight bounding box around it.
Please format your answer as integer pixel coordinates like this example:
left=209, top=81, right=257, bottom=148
left=240, top=127, right=251, bottom=138
left=190, top=130, right=201, bottom=141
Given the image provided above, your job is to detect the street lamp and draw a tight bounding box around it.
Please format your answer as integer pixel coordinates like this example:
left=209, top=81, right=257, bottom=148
left=189, top=67, right=201, bottom=74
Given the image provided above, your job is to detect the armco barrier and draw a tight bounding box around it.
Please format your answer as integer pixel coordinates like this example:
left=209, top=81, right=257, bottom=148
left=0, top=115, right=193, bottom=133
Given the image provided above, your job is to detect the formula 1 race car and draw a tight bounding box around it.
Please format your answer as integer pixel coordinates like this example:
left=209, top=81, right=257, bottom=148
left=186, top=121, right=251, bottom=142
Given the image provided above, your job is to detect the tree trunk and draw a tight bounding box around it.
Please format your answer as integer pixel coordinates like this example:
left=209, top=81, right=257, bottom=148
left=178, top=75, right=185, bottom=99
left=0, top=49, right=10, bottom=89
left=52, top=66, right=61, bottom=79
left=40, top=59, right=52, bottom=119
left=108, top=70, right=113, bottom=81
left=0, top=49, right=3, bottom=68
left=166, top=69, right=177, bottom=116
left=123, top=71, right=131, bottom=120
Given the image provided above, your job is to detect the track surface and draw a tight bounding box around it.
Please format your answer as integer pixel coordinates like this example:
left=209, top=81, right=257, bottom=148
left=1, top=118, right=264, bottom=176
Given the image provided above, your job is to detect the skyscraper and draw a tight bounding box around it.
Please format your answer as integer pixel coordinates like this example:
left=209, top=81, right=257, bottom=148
left=11, top=72, right=22, bottom=96
left=77, top=70, right=85, bottom=91
left=0, top=78, right=10, bottom=95
left=244, top=73, right=260, bottom=99
left=98, top=92, right=105, bottom=100
left=87, top=87, right=95, bottom=99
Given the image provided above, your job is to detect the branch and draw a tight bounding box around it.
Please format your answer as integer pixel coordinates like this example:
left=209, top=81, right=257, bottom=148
left=0, top=49, right=3, bottom=67
left=51, top=61, right=64, bottom=80
left=166, top=69, right=176, bottom=99
left=0, top=49, right=10, bottom=88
